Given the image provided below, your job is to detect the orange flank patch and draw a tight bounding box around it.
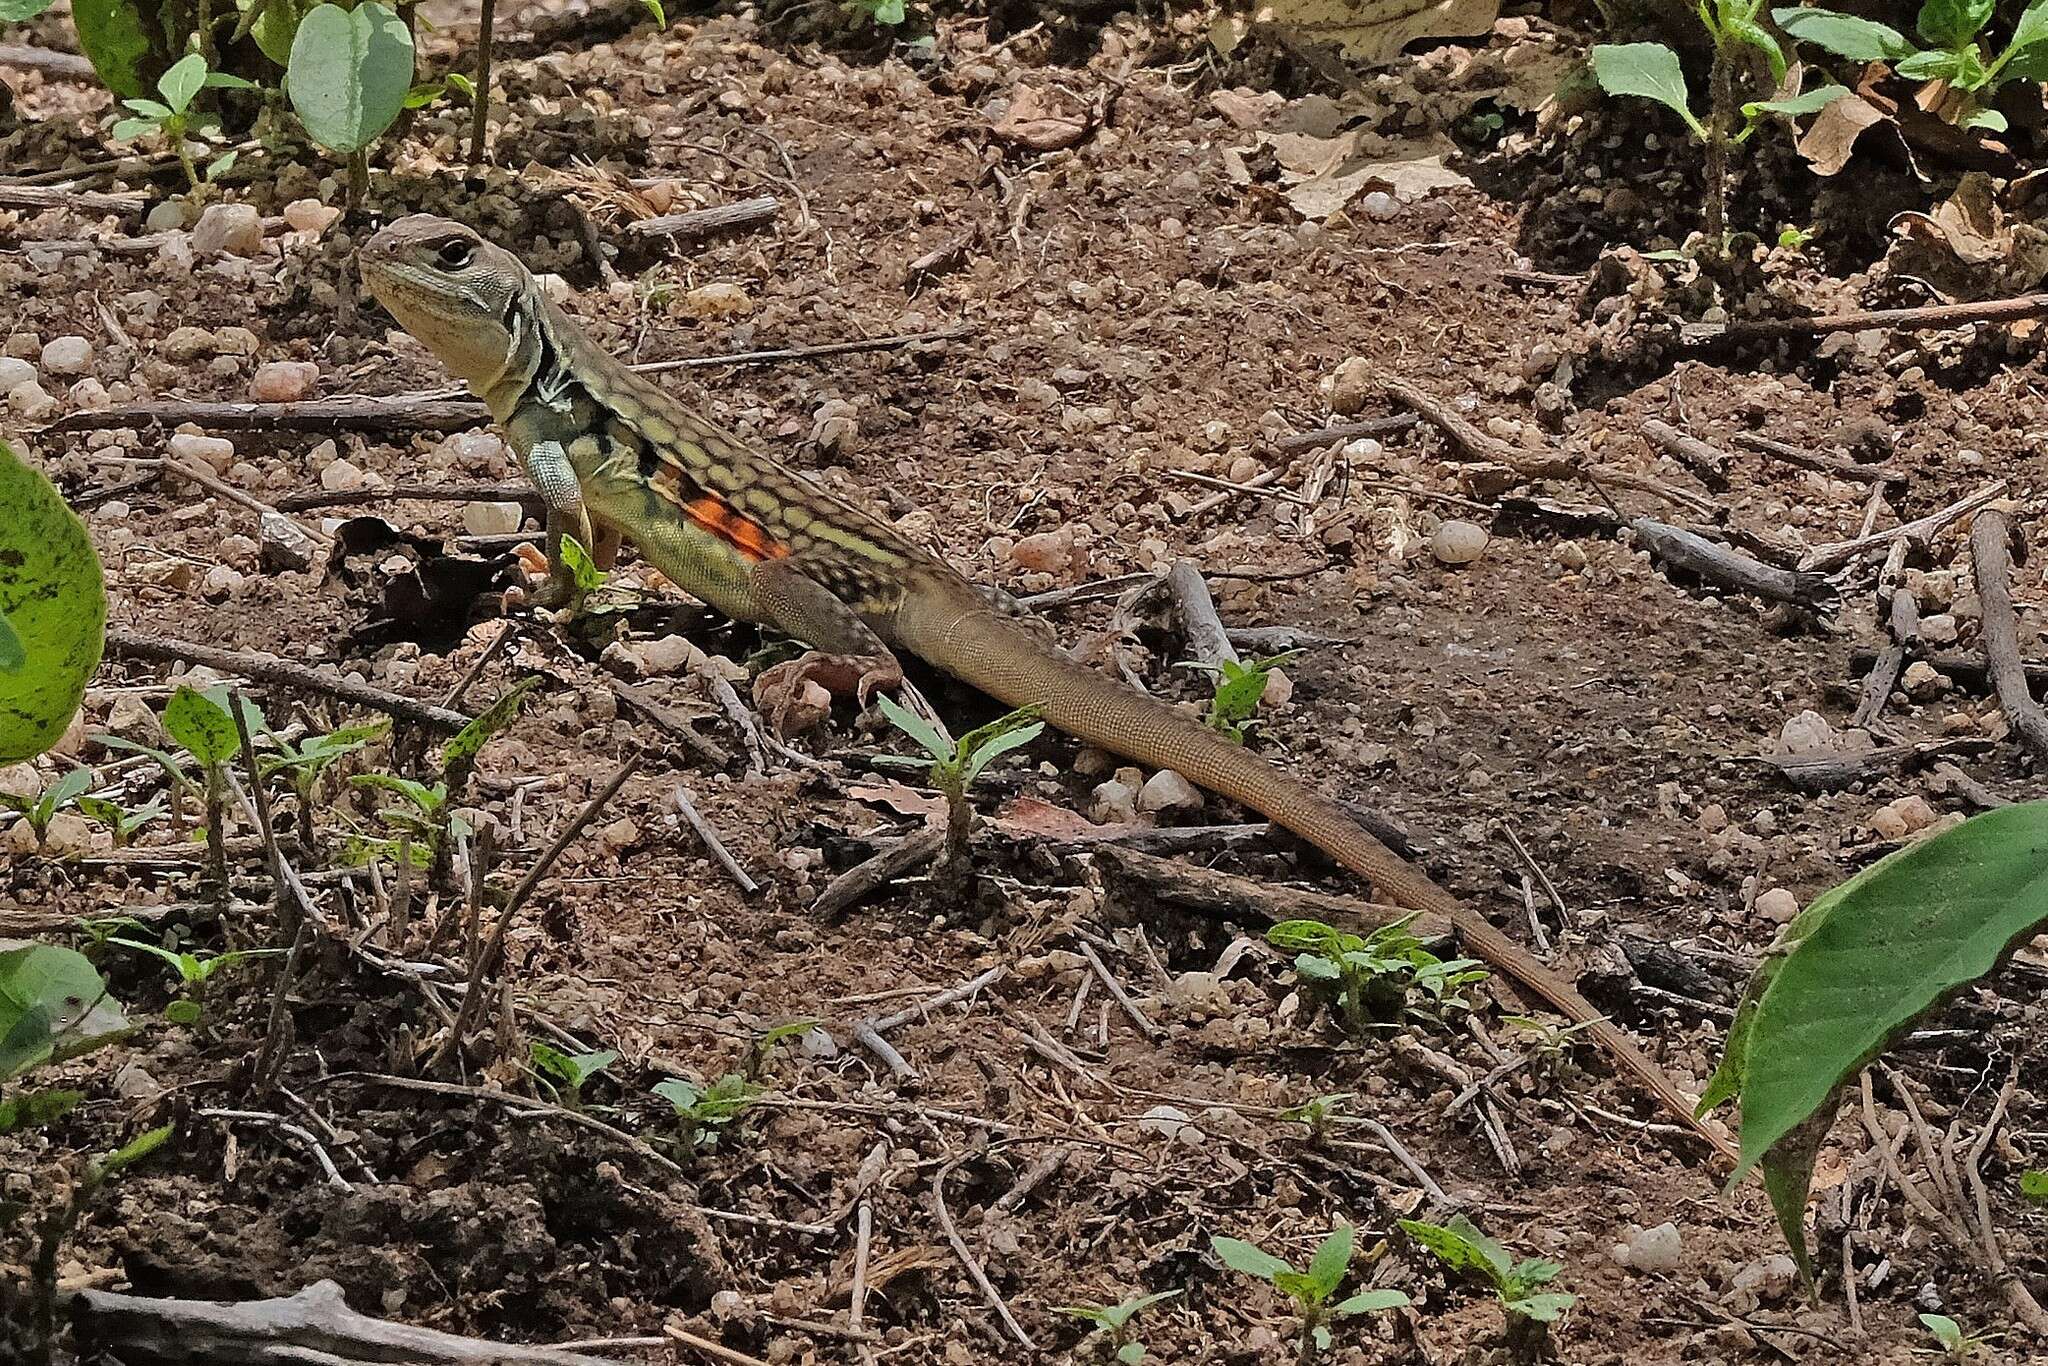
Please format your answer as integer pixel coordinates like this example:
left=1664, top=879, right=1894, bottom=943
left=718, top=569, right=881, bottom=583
left=681, top=495, right=789, bottom=562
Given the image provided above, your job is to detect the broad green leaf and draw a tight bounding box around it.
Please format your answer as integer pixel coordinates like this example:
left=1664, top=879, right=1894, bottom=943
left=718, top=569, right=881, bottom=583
left=1917, top=0, right=1993, bottom=48
left=1334, top=1288, right=1411, bottom=1315
left=1589, top=43, right=1706, bottom=139
left=0, top=615, right=22, bottom=673
left=1960, top=105, right=2008, bottom=131
left=2001, top=0, right=2048, bottom=78
left=250, top=0, right=314, bottom=67
left=403, top=82, right=443, bottom=109
left=1506, top=1292, right=1576, bottom=1323
left=876, top=694, right=952, bottom=763
left=0, top=444, right=107, bottom=764
left=440, top=675, right=538, bottom=787
left=1919, top=1313, right=1964, bottom=1351
left=1724, top=803, right=2048, bottom=1179
left=157, top=52, right=206, bottom=114
left=1770, top=7, right=1913, bottom=60
left=0, top=0, right=59, bottom=19
left=557, top=533, right=603, bottom=594
left=1305, top=1225, right=1354, bottom=1300
left=1397, top=1216, right=1512, bottom=1287
left=286, top=1, right=414, bottom=155
left=871, top=0, right=905, bottom=22
left=445, top=72, right=475, bottom=98
left=0, top=1087, right=82, bottom=1133
left=164, top=999, right=202, bottom=1025
left=1897, top=47, right=1967, bottom=81
left=0, top=942, right=126, bottom=1081
left=350, top=772, right=442, bottom=811
left=162, top=685, right=240, bottom=766
left=111, top=118, right=161, bottom=141
left=1210, top=1235, right=1289, bottom=1282
left=1115, top=1344, right=1143, bottom=1365
left=202, top=71, right=258, bottom=90
left=1099, top=1290, right=1180, bottom=1329
left=47, top=767, right=91, bottom=808
left=654, top=1077, right=702, bottom=1111
left=1271, top=1270, right=1322, bottom=1306
left=1294, top=953, right=1341, bottom=982
left=72, top=0, right=156, bottom=99
left=204, top=150, right=240, bottom=182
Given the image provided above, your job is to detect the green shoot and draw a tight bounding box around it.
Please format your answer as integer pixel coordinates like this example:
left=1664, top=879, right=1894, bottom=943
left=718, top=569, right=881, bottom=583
left=529, top=1043, right=618, bottom=1109
left=654, top=1074, right=766, bottom=1151
left=844, top=0, right=907, bottom=26
left=1054, top=1288, right=1182, bottom=1364
left=160, top=686, right=263, bottom=911
left=1189, top=651, right=1299, bottom=744
left=107, top=937, right=278, bottom=1028
left=91, top=735, right=198, bottom=831
left=748, top=1019, right=818, bottom=1080
left=1267, top=916, right=1486, bottom=1035
left=74, top=795, right=165, bottom=848
left=1918, top=1312, right=1995, bottom=1361
left=2020, top=1169, right=2048, bottom=1205
left=108, top=52, right=254, bottom=189
left=1775, top=1, right=2048, bottom=133
left=876, top=697, right=1043, bottom=868
left=261, top=717, right=389, bottom=848
left=0, top=767, right=92, bottom=851
left=1398, top=1215, right=1573, bottom=1352
left=0, top=942, right=131, bottom=1090
left=1278, top=1092, right=1355, bottom=1141
left=1211, top=1225, right=1409, bottom=1359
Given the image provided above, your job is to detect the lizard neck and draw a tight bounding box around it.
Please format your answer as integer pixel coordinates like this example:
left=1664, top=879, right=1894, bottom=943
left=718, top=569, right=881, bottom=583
left=477, top=288, right=589, bottom=425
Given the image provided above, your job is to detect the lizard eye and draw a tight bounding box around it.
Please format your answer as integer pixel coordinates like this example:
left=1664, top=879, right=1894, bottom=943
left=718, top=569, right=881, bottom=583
left=436, top=238, right=475, bottom=269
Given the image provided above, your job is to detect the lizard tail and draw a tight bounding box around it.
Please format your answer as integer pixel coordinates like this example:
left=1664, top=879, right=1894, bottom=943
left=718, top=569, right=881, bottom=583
left=910, top=603, right=1738, bottom=1165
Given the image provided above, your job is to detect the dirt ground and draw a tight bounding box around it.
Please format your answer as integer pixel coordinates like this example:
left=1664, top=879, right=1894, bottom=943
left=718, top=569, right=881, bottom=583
left=5, top=3, right=2048, bottom=1364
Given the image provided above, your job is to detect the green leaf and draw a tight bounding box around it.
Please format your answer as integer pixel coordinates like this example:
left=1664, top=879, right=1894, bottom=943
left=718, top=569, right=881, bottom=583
left=1115, top=1344, right=1144, bottom=1365
left=1333, top=1288, right=1411, bottom=1316
left=1743, top=84, right=1850, bottom=121
left=71, top=0, right=155, bottom=99
left=2000, top=0, right=2048, bottom=79
left=0, top=1087, right=82, bottom=1133
left=876, top=694, right=952, bottom=764
left=640, top=0, right=666, bottom=25
left=350, top=772, right=442, bottom=812
left=0, top=943, right=126, bottom=1082
left=872, top=0, right=905, bottom=22
left=93, top=736, right=192, bottom=790
left=162, top=685, right=240, bottom=766
left=1897, top=47, right=1966, bottom=80
left=0, top=0, right=60, bottom=20
left=1960, top=104, right=2008, bottom=130
left=164, top=999, right=203, bottom=1025
left=286, top=0, right=415, bottom=155
left=97, top=1121, right=173, bottom=1176
left=557, top=533, right=604, bottom=594
left=440, top=675, right=538, bottom=788
left=203, top=149, right=240, bottom=182
left=1397, top=1216, right=1512, bottom=1289
left=1211, top=1235, right=1289, bottom=1282
left=1100, top=1290, right=1180, bottom=1329
left=1589, top=43, right=1707, bottom=139
left=654, top=1077, right=702, bottom=1112
left=1771, top=7, right=1914, bottom=61
left=1919, top=1313, right=1964, bottom=1351
left=157, top=52, right=207, bottom=114
left=1506, top=1292, right=1577, bottom=1323
left=251, top=0, right=313, bottom=67
left=1724, top=16, right=1789, bottom=81
left=1271, top=1269, right=1321, bottom=1308
left=0, top=444, right=107, bottom=764
left=110, top=116, right=161, bottom=141
left=0, top=614, right=23, bottom=673
left=1722, top=803, right=2048, bottom=1180
left=203, top=71, right=259, bottom=90
left=1917, top=0, right=1993, bottom=48
left=403, top=82, right=443, bottom=109
left=959, top=716, right=1043, bottom=786
left=1305, top=1225, right=1354, bottom=1301
left=2020, top=1169, right=2048, bottom=1204
left=445, top=71, right=475, bottom=97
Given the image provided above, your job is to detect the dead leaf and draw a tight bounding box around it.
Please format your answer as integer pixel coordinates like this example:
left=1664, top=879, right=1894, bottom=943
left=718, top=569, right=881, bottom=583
left=1797, top=92, right=1888, bottom=177
left=847, top=782, right=945, bottom=822
left=990, top=86, right=1089, bottom=151
left=1887, top=171, right=2048, bottom=298
left=991, top=795, right=1118, bottom=839
left=1254, top=0, right=1500, bottom=68
left=1211, top=87, right=1284, bottom=129
left=1258, top=130, right=1471, bottom=219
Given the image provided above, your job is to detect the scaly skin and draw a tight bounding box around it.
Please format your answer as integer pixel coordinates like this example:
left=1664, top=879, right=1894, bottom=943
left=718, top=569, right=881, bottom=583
left=361, top=214, right=1737, bottom=1165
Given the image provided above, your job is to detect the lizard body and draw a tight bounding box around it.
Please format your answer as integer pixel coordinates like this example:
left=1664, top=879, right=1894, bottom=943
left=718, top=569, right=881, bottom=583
left=362, top=214, right=1735, bottom=1163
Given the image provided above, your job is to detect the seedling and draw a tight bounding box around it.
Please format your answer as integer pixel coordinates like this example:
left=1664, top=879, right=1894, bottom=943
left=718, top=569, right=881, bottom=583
left=747, top=1018, right=818, bottom=1081
left=1267, top=916, right=1486, bottom=1035
left=74, top=795, right=165, bottom=848
left=1279, top=1092, right=1355, bottom=1142
left=1054, top=1288, right=1182, bottom=1364
left=1589, top=4, right=1847, bottom=256
left=875, top=697, right=1043, bottom=870
left=1918, top=1312, right=1996, bottom=1361
left=0, top=767, right=92, bottom=851
left=654, top=1073, right=766, bottom=1151
left=261, top=717, right=390, bottom=848
left=1189, top=651, right=1299, bottom=744
left=529, top=1043, right=618, bottom=1109
left=108, top=52, right=254, bottom=189
left=352, top=773, right=461, bottom=847
left=92, top=736, right=198, bottom=831
left=351, top=675, right=534, bottom=886
left=1211, top=1225, right=1409, bottom=1361
left=160, top=685, right=264, bottom=910
left=1776, top=1, right=2048, bottom=134
left=845, top=0, right=907, bottom=26
left=1398, top=1215, right=1573, bottom=1356
left=107, top=937, right=277, bottom=1028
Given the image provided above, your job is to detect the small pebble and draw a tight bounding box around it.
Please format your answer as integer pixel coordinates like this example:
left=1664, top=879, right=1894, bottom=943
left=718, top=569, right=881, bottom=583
left=1326, top=356, right=1375, bottom=415
left=1777, top=709, right=1836, bottom=755
left=1137, top=769, right=1203, bottom=814
left=1754, top=888, right=1800, bottom=923
left=1431, top=519, right=1489, bottom=565
left=1903, top=660, right=1949, bottom=701
left=1009, top=527, right=1076, bottom=575
left=319, top=458, right=367, bottom=493
left=1621, top=1221, right=1682, bottom=1274
left=191, top=202, right=262, bottom=256
left=683, top=282, right=752, bottom=318
left=249, top=360, right=319, bottom=402
left=167, top=431, right=235, bottom=473
left=41, top=335, right=93, bottom=376
left=463, top=501, right=526, bottom=536
left=282, top=198, right=341, bottom=234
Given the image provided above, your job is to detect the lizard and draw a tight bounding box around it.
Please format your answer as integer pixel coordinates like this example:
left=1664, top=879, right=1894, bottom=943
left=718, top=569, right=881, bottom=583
left=361, top=213, right=1738, bottom=1165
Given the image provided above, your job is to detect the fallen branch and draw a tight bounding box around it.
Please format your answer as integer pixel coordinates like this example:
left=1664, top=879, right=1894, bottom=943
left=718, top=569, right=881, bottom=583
left=1274, top=412, right=1420, bottom=455
left=1969, top=506, right=2048, bottom=761
left=1851, top=584, right=1919, bottom=733
left=106, top=629, right=474, bottom=730
left=1690, top=292, right=2048, bottom=344
left=626, top=194, right=779, bottom=240
left=671, top=785, right=759, bottom=895
left=71, top=1280, right=618, bottom=1365
left=0, top=44, right=96, bottom=79
left=1640, top=419, right=1731, bottom=491
left=1798, top=482, right=2007, bottom=573
left=0, top=183, right=144, bottom=216
left=1383, top=377, right=1573, bottom=479
left=1761, top=737, right=1993, bottom=792
left=1632, top=519, right=1836, bottom=611
left=278, top=481, right=539, bottom=512
left=1094, top=844, right=1449, bottom=942
left=811, top=826, right=944, bottom=919
left=1732, top=432, right=1902, bottom=485
left=1164, top=560, right=1238, bottom=668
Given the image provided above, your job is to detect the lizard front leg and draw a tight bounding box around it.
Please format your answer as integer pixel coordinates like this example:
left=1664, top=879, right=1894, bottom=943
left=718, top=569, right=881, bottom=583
left=519, top=438, right=594, bottom=609
left=746, top=559, right=904, bottom=733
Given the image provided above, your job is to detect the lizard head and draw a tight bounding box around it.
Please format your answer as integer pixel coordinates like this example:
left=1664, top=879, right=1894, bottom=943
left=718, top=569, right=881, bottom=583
left=361, top=215, right=531, bottom=390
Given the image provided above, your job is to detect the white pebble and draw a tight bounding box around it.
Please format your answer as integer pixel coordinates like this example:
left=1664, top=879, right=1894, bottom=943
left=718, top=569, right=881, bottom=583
left=1431, top=519, right=1489, bottom=565
left=249, top=361, right=319, bottom=402
left=191, top=202, right=262, bottom=256
left=462, top=501, right=526, bottom=536
left=168, top=431, right=236, bottom=473
left=41, top=335, right=93, bottom=376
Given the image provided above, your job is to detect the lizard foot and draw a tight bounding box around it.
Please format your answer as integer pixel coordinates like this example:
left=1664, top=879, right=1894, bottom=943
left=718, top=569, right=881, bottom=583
left=752, top=651, right=904, bottom=736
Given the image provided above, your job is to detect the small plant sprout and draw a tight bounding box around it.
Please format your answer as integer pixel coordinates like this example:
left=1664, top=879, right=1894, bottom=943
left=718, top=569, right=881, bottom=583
left=875, top=697, right=1043, bottom=868
left=747, top=1019, right=819, bottom=1080
left=1054, top=1288, right=1182, bottom=1364
left=108, top=52, right=255, bottom=189
left=654, top=1073, right=766, bottom=1151
left=1192, top=651, right=1299, bottom=743
left=1589, top=5, right=1847, bottom=256
left=0, top=767, right=92, bottom=851
left=160, top=685, right=264, bottom=910
left=1267, top=916, right=1487, bottom=1035
left=845, top=0, right=907, bottom=26
left=1775, top=1, right=2048, bottom=134
left=73, top=794, right=165, bottom=848
left=261, top=717, right=390, bottom=848
left=91, top=735, right=198, bottom=832
left=1211, top=1225, right=1409, bottom=1360
left=1279, top=1092, right=1355, bottom=1142
left=1918, top=1311, right=1996, bottom=1361
left=1398, top=1215, right=1574, bottom=1355
left=528, top=1043, right=618, bottom=1109
left=107, top=937, right=278, bottom=1028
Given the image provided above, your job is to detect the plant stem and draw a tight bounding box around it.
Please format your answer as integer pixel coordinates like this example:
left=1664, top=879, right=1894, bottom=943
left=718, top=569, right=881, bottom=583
left=203, top=766, right=228, bottom=916
left=1702, top=35, right=1734, bottom=258
left=346, top=149, right=368, bottom=210
left=469, top=0, right=496, bottom=163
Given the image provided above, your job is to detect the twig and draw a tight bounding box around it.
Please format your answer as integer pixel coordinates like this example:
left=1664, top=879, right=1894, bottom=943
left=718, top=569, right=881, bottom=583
left=1799, top=481, right=2006, bottom=573
left=0, top=44, right=97, bottom=79
left=849, top=1201, right=874, bottom=1333
left=1498, top=821, right=1573, bottom=938
left=853, top=1021, right=916, bottom=1081
left=196, top=1109, right=352, bottom=1190
left=664, top=1324, right=772, bottom=1366
left=48, top=395, right=494, bottom=436
left=1076, top=941, right=1162, bottom=1042
left=107, top=629, right=474, bottom=731
left=1382, top=377, right=1574, bottom=479
left=478, top=753, right=643, bottom=983
left=1274, top=412, right=1420, bottom=454
left=442, top=622, right=519, bottom=712
left=630, top=322, right=974, bottom=376
left=469, top=0, right=496, bottom=163
left=610, top=680, right=732, bottom=770
left=1852, top=584, right=1919, bottom=733
left=932, top=1153, right=1036, bottom=1350
left=0, top=183, right=144, bottom=215
left=812, top=826, right=944, bottom=919
left=1164, top=560, right=1239, bottom=668
left=1335, top=1117, right=1453, bottom=1207
left=1970, top=506, right=2048, bottom=759
left=869, top=966, right=1006, bottom=1033
left=1631, top=519, right=1837, bottom=610
left=159, top=456, right=332, bottom=543
left=626, top=195, right=779, bottom=240
left=1692, top=292, right=2048, bottom=343
left=277, top=481, right=536, bottom=512
left=1732, top=432, right=1902, bottom=485
left=1640, top=419, right=1731, bottom=491
left=671, top=786, right=759, bottom=894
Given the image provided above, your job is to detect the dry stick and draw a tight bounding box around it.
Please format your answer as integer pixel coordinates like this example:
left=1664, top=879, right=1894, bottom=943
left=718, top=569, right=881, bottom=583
left=73, top=1280, right=618, bottom=1366
left=0, top=44, right=96, bottom=78
left=452, top=754, right=644, bottom=1049
left=442, top=621, right=519, bottom=712
left=107, top=629, right=473, bottom=731
left=868, top=966, right=1006, bottom=1033
left=1076, top=940, right=1162, bottom=1042
left=280, top=480, right=537, bottom=513
left=1094, top=844, right=1450, bottom=942
left=1382, top=376, right=1574, bottom=478
left=1183, top=467, right=1281, bottom=519
left=228, top=687, right=297, bottom=941
left=629, top=321, right=974, bottom=376
left=1732, top=432, right=1903, bottom=485
left=1640, top=419, right=1731, bottom=491
left=664, top=1324, right=773, bottom=1366
left=627, top=195, right=780, bottom=240
left=0, top=183, right=144, bottom=215
left=848, top=1202, right=874, bottom=1334
left=1164, top=560, right=1239, bottom=668
left=672, top=786, right=759, bottom=894
left=932, top=1152, right=1036, bottom=1350
left=1499, top=821, right=1571, bottom=942
left=1852, top=584, right=1920, bottom=733
left=853, top=1022, right=916, bottom=1081
left=610, top=679, right=732, bottom=769
left=156, top=455, right=334, bottom=544
left=1695, top=291, right=2048, bottom=343
left=1969, top=507, right=2048, bottom=761
left=812, top=825, right=944, bottom=920
left=1274, top=411, right=1420, bottom=454
left=1847, top=645, right=2048, bottom=692
left=196, top=1109, right=352, bottom=1190
left=1802, top=483, right=2007, bottom=573
left=1631, top=519, right=1836, bottom=610
left=469, top=0, right=496, bottom=163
